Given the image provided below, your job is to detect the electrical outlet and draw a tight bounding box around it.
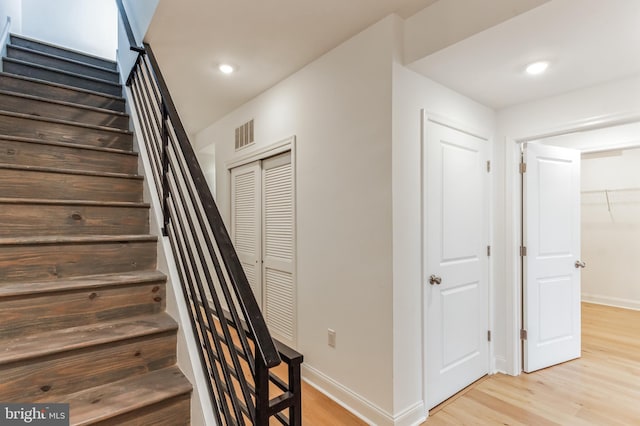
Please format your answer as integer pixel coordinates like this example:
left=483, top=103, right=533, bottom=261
left=328, top=329, right=336, bottom=348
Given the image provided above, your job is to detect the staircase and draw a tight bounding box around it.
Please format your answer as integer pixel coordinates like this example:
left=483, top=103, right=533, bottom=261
left=0, top=34, right=192, bottom=425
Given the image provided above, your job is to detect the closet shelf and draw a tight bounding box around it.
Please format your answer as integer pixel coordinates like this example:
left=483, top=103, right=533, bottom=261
left=581, top=187, right=640, bottom=194
left=581, top=188, right=640, bottom=213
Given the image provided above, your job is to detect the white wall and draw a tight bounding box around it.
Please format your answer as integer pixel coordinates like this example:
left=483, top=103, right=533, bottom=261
left=0, top=0, right=20, bottom=63
left=581, top=148, right=640, bottom=310
left=195, top=16, right=396, bottom=423
left=392, top=62, right=495, bottom=421
left=495, top=74, right=640, bottom=374
left=20, top=0, right=117, bottom=59
left=0, top=0, right=22, bottom=34
left=116, top=0, right=158, bottom=85
left=122, top=0, right=158, bottom=45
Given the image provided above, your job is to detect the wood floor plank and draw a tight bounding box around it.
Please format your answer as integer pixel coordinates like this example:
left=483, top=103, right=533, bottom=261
left=202, top=302, right=639, bottom=425
left=422, top=303, right=640, bottom=425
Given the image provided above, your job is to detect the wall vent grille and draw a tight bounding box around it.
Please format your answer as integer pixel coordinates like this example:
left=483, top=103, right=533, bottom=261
left=235, top=119, right=254, bottom=151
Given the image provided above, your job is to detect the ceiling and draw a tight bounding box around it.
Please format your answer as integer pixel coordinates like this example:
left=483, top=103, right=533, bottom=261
left=409, top=0, right=640, bottom=110
left=146, top=0, right=640, bottom=136
left=146, top=0, right=438, bottom=135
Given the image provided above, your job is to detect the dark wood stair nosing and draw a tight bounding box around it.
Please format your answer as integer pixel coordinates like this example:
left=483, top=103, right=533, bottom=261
left=0, top=270, right=166, bottom=299
left=0, top=89, right=129, bottom=118
left=0, top=197, right=149, bottom=208
left=0, top=163, right=142, bottom=180
left=9, top=33, right=117, bottom=69
left=0, top=110, right=131, bottom=135
left=0, top=135, right=137, bottom=156
left=3, top=57, right=122, bottom=89
left=0, top=71, right=124, bottom=102
left=0, top=313, right=178, bottom=366
left=0, top=234, right=158, bottom=247
left=7, top=44, right=120, bottom=77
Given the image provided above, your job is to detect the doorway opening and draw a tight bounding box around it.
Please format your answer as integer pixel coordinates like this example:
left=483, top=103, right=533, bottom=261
left=515, top=119, right=640, bottom=373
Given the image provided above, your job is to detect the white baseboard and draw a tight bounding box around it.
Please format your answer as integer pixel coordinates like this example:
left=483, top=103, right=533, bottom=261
left=582, top=293, right=640, bottom=311
left=494, top=356, right=508, bottom=375
left=394, top=401, right=426, bottom=426
left=302, top=364, right=426, bottom=426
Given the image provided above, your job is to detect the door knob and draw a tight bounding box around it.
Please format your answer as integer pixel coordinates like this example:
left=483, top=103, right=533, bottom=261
left=575, top=260, right=586, bottom=269
left=429, top=274, right=442, bottom=285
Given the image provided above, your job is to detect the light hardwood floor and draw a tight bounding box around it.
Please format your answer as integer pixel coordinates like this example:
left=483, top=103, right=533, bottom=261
left=299, top=303, right=640, bottom=425
left=424, top=302, right=640, bottom=425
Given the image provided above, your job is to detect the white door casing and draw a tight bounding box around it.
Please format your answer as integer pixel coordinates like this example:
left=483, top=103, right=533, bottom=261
left=231, top=162, right=263, bottom=303
left=423, top=114, right=490, bottom=409
left=523, top=143, right=581, bottom=373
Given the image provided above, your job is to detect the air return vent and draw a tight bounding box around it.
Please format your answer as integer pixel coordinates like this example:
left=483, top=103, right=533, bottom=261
left=235, top=119, right=254, bottom=151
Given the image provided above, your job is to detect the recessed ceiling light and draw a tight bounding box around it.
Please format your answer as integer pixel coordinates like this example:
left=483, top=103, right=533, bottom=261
left=526, top=61, right=549, bottom=75
left=219, top=64, right=235, bottom=74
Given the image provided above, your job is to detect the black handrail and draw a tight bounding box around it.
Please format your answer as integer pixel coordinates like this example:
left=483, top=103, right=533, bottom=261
left=115, top=1, right=302, bottom=424
left=141, top=43, right=281, bottom=369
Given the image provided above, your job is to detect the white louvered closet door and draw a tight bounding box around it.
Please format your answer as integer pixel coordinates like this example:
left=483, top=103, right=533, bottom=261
left=262, top=152, right=296, bottom=347
left=231, top=162, right=262, bottom=304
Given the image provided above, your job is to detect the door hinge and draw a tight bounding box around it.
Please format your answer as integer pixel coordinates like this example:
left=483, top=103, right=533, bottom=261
left=487, top=330, right=492, bottom=342
left=519, top=162, right=527, bottom=174
left=486, top=160, right=491, bottom=173
left=487, top=245, right=491, bottom=257
left=520, top=329, right=528, bottom=340
left=520, top=246, right=527, bottom=257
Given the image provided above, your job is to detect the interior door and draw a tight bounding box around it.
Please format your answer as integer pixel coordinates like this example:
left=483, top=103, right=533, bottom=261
left=262, top=152, right=296, bottom=347
left=523, top=143, right=582, bottom=373
left=231, top=161, right=262, bottom=303
left=424, top=116, right=489, bottom=409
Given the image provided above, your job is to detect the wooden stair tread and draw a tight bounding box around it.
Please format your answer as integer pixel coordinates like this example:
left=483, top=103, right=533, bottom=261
left=3, top=57, right=122, bottom=88
left=0, top=270, right=166, bottom=298
left=0, top=89, right=128, bottom=117
left=0, top=313, right=177, bottom=365
left=9, top=34, right=117, bottom=70
left=0, top=38, right=191, bottom=422
left=0, top=135, right=136, bottom=156
left=0, top=163, right=142, bottom=180
left=0, top=234, right=157, bottom=246
left=8, top=44, right=120, bottom=76
left=0, top=110, right=131, bottom=135
left=0, top=72, right=124, bottom=101
left=0, top=197, right=148, bottom=207
left=66, top=366, right=191, bottom=425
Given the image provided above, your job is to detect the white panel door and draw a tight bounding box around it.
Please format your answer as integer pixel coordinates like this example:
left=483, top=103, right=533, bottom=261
left=523, top=143, right=581, bottom=373
left=231, top=162, right=262, bottom=303
left=262, top=152, right=296, bottom=347
left=424, top=117, right=489, bottom=409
